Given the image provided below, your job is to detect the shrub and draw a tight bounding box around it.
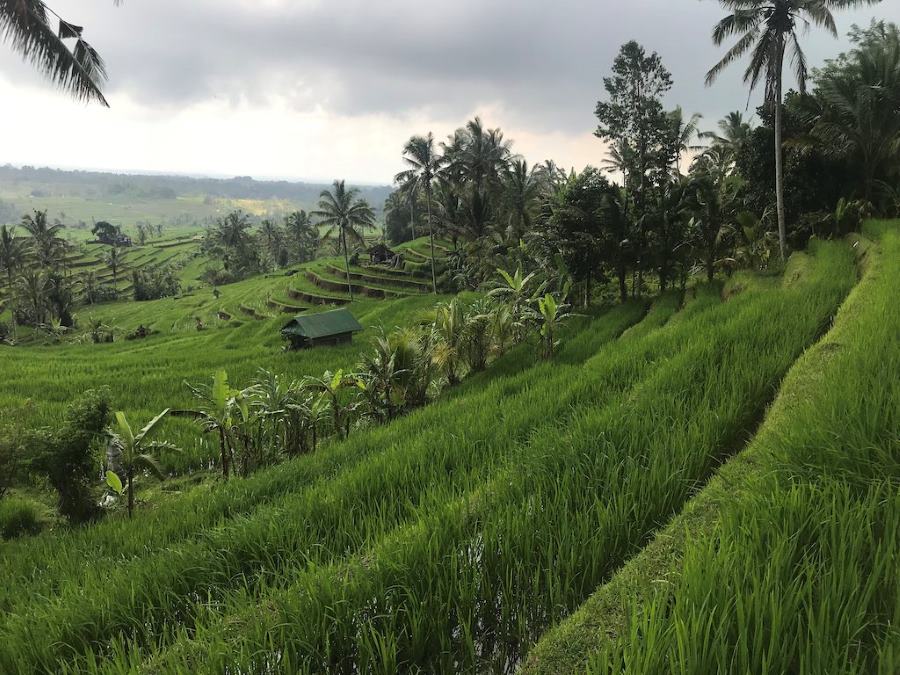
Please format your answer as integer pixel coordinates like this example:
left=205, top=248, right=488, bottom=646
left=24, top=388, right=111, bottom=524
left=0, top=497, right=43, bottom=539
left=133, top=266, right=181, bottom=301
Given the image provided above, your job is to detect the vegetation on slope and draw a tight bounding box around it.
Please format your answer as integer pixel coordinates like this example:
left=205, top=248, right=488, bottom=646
left=524, top=223, right=899, bottom=674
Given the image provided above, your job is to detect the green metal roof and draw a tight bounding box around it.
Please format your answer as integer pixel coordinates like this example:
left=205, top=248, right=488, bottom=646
left=282, top=308, right=363, bottom=339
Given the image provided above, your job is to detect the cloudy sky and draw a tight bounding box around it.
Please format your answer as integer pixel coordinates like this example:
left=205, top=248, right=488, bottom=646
left=1, top=0, right=896, bottom=185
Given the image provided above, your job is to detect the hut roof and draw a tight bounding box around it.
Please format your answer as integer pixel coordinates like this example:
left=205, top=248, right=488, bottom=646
left=367, top=243, right=394, bottom=255
left=282, top=308, right=363, bottom=339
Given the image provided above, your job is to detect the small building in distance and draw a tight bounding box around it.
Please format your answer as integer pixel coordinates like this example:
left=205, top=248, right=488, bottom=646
left=367, top=243, right=395, bottom=264
left=281, top=308, right=363, bottom=349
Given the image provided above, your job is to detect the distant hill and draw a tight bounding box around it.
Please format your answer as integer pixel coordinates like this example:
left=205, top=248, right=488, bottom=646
left=0, top=165, right=393, bottom=231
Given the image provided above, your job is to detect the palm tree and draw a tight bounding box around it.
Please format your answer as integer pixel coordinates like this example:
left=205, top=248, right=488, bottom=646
left=0, top=0, right=112, bottom=105
left=312, top=180, right=376, bottom=301
left=259, top=218, right=283, bottom=269
left=809, top=22, right=900, bottom=203
left=706, top=0, right=879, bottom=262
left=284, top=210, right=319, bottom=263
left=395, top=172, right=419, bottom=242
left=501, top=160, right=540, bottom=242
left=0, top=225, right=28, bottom=333
left=15, top=269, right=49, bottom=325
left=396, top=133, right=445, bottom=294
left=301, top=369, right=357, bottom=439
left=105, top=246, right=123, bottom=296
left=0, top=225, right=27, bottom=289
left=21, top=209, right=64, bottom=268
left=602, top=140, right=633, bottom=187
left=701, top=111, right=755, bottom=154
left=489, top=265, right=542, bottom=334
left=441, top=117, right=512, bottom=240
left=667, top=107, right=704, bottom=173
left=534, top=159, right=567, bottom=195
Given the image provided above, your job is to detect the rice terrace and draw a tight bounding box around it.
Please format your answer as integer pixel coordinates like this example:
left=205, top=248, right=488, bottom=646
left=0, top=1, right=897, bottom=673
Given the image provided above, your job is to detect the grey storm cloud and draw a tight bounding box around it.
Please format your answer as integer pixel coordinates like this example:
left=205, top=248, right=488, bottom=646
left=2, top=0, right=897, bottom=134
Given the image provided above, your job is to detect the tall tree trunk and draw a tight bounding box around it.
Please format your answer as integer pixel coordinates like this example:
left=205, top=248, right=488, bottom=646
left=341, top=228, right=354, bottom=302
left=618, top=266, right=628, bottom=303
left=409, top=200, right=416, bottom=241
left=584, top=271, right=591, bottom=309
left=426, top=186, right=437, bottom=294
left=774, top=39, right=787, bottom=262
left=6, top=269, right=16, bottom=339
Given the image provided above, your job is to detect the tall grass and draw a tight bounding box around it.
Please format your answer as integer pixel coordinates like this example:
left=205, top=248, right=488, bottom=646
left=0, top=298, right=663, bottom=671
left=525, top=225, right=899, bottom=674
left=74, top=241, right=856, bottom=674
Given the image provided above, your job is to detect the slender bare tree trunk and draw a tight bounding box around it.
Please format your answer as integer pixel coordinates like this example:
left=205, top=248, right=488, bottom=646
left=409, top=199, right=416, bottom=241
left=6, top=269, right=16, bottom=339
left=426, top=185, right=437, bottom=294
left=341, top=227, right=354, bottom=302
left=774, top=38, right=787, bottom=262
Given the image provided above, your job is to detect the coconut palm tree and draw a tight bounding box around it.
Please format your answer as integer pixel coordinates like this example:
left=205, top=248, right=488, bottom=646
left=0, top=225, right=28, bottom=335
left=105, top=246, right=122, bottom=296
left=396, top=133, right=445, bottom=294
left=667, top=107, right=704, bottom=174
left=15, top=269, right=49, bottom=325
left=395, top=171, right=419, bottom=242
left=284, top=210, right=319, bottom=263
left=701, top=111, right=755, bottom=154
left=706, top=0, right=879, bottom=262
left=441, top=117, right=513, bottom=241
left=501, top=159, right=541, bottom=242
left=21, top=209, right=64, bottom=268
left=0, top=225, right=27, bottom=288
left=312, top=180, right=376, bottom=301
left=0, top=0, right=113, bottom=105
left=809, top=21, right=900, bottom=203
left=534, top=159, right=568, bottom=196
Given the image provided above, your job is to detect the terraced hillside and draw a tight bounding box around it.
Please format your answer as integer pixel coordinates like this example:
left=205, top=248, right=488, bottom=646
left=0, top=239, right=452, bottom=472
left=0, top=235, right=202, bottom=305
left=1, top=224, right=895, bottom=673
left=525, top=221, right=900, bottom=675
left=0, top=236, right=448, bottom=336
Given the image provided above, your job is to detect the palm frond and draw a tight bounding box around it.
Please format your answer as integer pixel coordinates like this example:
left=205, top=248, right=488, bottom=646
left=0, top=0, right=109, bottom=105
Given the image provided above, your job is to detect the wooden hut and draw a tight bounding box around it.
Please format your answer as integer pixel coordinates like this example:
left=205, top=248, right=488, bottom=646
left=367, top=243, right=395, bottom=264
left=281, top=308, right=363, bottom=349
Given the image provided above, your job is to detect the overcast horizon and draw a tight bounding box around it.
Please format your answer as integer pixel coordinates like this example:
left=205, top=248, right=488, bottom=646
left=1, top=0, right=896, bottom=185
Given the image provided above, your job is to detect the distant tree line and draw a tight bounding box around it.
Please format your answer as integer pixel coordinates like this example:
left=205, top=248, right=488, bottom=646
left=376, top=18, right=898, bottom=305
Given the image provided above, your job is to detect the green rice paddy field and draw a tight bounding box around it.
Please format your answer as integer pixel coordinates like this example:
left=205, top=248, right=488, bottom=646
left=0, top=236, right=452, bottom=470
left=0, top=222, right=896, bottom=673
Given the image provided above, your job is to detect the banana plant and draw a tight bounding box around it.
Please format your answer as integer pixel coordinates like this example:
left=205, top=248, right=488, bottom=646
left=531, top=293, right=573, bottom=360
left=106, top=409, right=173, bottom=518
left=175, top=370, right=256, bottom=479
left=301, top=369, right=358, bottom=439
